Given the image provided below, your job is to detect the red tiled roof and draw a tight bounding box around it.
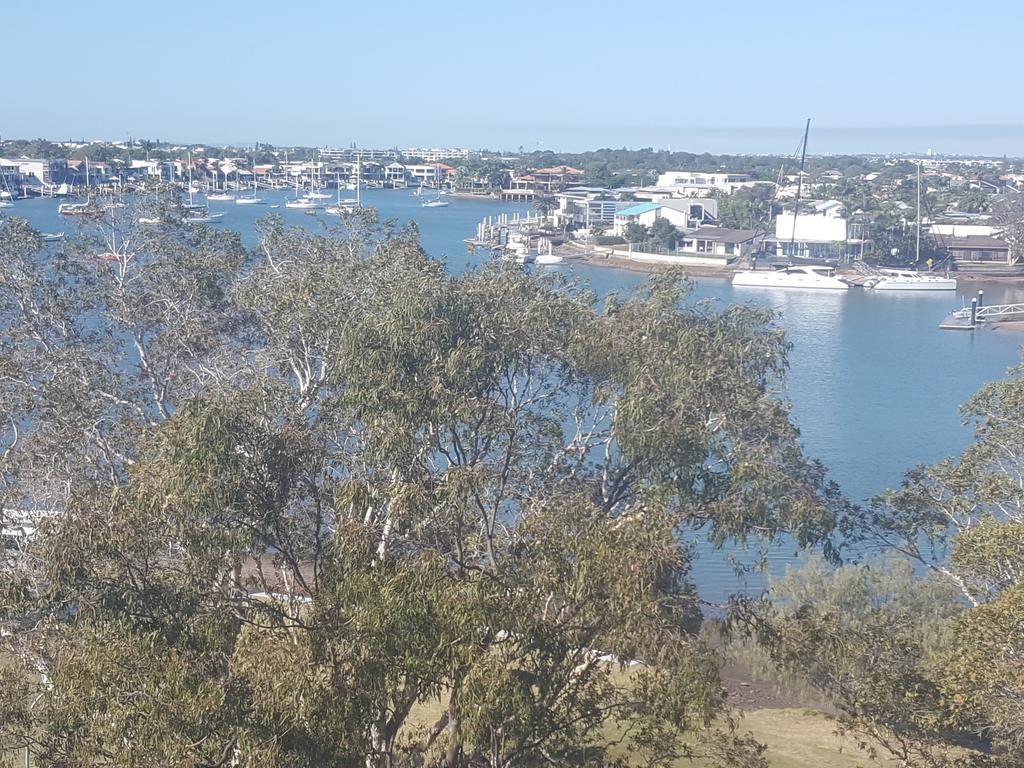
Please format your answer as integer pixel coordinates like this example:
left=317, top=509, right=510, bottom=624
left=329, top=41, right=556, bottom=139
left=535, top=166, right=583, bottom=175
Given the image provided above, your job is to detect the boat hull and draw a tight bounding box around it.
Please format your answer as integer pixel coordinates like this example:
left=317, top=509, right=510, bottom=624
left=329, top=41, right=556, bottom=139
left=732, top=271, right=849, bottom=290
left=872, top=278, right=956, bottom=291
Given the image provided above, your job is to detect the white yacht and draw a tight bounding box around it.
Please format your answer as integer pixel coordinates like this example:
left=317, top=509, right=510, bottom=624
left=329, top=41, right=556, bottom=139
left=207, top=191, right=235, bottom=201
left=732, top=265, right=850, bottom=290
left=284, top=197, right=323, bottom=209
left=868, top=269, right=956, bottom=291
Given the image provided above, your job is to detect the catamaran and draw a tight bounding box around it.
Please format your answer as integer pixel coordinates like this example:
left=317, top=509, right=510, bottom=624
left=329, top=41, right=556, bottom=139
left=868, top=162, right=956, bottom=291
left=732, top=265, right=850, bottom=290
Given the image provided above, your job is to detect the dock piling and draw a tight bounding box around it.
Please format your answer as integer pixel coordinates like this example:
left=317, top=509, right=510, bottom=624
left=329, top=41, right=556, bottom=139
left=971, top=298, right=977, bottom=327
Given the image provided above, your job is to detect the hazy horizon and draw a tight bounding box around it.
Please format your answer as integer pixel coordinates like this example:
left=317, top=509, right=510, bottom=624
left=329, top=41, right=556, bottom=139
left=5, top=1, right=1024, bottom=158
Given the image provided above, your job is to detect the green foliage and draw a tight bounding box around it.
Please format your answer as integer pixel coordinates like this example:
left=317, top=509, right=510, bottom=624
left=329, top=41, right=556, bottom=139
left=0, top=214, right=844, bottom=766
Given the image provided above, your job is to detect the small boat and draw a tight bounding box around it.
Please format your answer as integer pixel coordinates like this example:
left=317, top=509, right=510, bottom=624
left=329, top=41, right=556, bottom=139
left=41, top=232, right=65, bottom=241
left=732, top=265, right=850, bottom=290
left=868, top=268, right=957, bottom=291
left=138, top=217, right=160, bottom=225
left=0, top=201, right=12, bottom=208
left=58, top=202, right=100, bottom=217
left=183, top=212, right=224, bottom=224
left=235, top=196, right=262, bottom=205
left=285, top=197, right=323, bottom=209
left=421, top=182, right=449, bottom=208
left=207, top=192, right=235, bottom=201
left=305, top=190, right=332, bottom=200
left=182, top=203, right=224, bottom=224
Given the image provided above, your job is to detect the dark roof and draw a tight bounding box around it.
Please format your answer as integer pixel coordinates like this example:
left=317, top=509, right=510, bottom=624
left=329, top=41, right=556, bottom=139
left=687, top=227, right=759, bottom=243
left=945, top=235, right=1008, bottom=249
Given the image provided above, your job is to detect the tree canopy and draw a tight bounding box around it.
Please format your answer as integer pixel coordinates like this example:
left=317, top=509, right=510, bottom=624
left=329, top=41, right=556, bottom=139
left=0, top=193, right=843, bottom=767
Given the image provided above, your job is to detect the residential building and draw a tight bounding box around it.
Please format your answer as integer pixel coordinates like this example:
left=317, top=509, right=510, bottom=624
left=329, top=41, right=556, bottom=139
left=320, top=147, right=395, bottom=162
left=8, top=157, right=68, bottom=188
left=0, top=160, right=23, bottom=197
left=530, top=166, right=584, bottom=192
left=946, top=235, right=1013, bottom=266
left=553, top=188, right=634, bottom=228
left=402, top=147, right=472, bottom=163
left=654, top=170, right=757, bottom=196
left=773, top=200, right=849, bottom=259
left=385, top=162, right=408, bottom=186
left=656, top=198, right=718, bottom=229
left=678, top=228, right=759, bottom=260
left=613, top=202, right=662, bottom=235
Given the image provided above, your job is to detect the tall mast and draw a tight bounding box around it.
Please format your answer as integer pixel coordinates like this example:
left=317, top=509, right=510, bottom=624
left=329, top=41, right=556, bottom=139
left=789, top=118, right=810, bottom=258
left=915, top=160, right=921, bottom=265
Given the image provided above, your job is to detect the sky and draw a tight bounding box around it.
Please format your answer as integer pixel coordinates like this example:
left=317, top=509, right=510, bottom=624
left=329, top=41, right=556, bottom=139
left=5, top=0, right=1024, bottom=157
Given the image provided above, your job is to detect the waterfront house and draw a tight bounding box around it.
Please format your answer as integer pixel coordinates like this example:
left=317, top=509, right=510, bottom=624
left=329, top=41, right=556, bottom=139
left=613, top=202, right=662, bottom=235
left=554, top=188, right=634, bottom=228
left=945, top=235, right=1013, bottom=268
left=654, top=170, right=757, bottom=197
left=7, top=157, right=68, bottom=192
left=773, top=200, right=849, bottom=260
left=678, top=227, right=759, bottom=260
left=530, top=166, right=584, bottom=193
left=657, top=198, right=718, bottom=229
left=0, top=160, right=24, bottom=197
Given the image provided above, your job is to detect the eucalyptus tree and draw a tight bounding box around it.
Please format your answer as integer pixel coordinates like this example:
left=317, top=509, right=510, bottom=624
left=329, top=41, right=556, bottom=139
left=740, top=362, right=1024, bottom=767
left=1, top=210, right=845, bottom=767
left=0, top=189, right=247, bottom=503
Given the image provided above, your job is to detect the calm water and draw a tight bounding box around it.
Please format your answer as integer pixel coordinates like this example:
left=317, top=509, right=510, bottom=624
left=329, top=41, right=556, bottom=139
left=7, top=189, right=1023, bottom=599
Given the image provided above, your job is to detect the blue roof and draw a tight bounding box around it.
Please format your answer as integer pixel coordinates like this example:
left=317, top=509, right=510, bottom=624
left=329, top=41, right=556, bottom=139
left=616, top=202, right=661, bottom=217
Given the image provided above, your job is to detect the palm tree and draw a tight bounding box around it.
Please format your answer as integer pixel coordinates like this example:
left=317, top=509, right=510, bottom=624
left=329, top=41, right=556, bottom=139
left=534, top=195, right=557, bottom=220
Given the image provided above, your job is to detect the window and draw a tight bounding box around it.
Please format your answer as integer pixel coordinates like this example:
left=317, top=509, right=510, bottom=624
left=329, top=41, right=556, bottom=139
left=724, top=242, right=735, bottom=255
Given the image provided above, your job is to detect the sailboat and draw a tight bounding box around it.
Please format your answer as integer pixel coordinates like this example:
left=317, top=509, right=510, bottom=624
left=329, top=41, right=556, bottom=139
left=207, top=166, right=234, bottom=201
left=868, top=162, right=956, bottom=291
left=325, top=170, right=358, bottom=215
left=421, top=173, right=449, bottom=208
left=730, top=120, right=850, bottom=290
left=183, top=153, right=224, bottom=223
left=236, top=156, right=262, bottom=204
left=285, top=172, right=322, bottom=209
left=59, top=158, right=101, bottom=216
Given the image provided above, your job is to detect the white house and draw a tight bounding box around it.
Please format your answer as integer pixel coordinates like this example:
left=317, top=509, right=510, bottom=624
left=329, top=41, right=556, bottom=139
left=657, top=198, right=718, bottom=229
left=677, top=228, right=759, bottom=260
left=773, top=200, right=849, bottom=259
left=554, top=188, right=635, bottom=228
left=613, top=202, right=662, bottom=235
left=654, top=170, right=758, bottom=196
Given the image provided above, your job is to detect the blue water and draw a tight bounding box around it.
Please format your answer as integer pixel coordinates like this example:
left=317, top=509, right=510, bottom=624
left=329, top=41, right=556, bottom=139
left=7, top=189, right=1023, bottom=600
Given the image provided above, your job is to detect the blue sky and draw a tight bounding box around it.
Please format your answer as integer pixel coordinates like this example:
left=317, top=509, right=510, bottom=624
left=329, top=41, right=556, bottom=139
left=5, top=0, right=1023, bottom=156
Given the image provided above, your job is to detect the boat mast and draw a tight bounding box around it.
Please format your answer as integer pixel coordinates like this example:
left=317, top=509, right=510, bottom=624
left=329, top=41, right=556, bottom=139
left=915, top=160, right=921, bottom=265
left=789, top=118, right=810, bottom=260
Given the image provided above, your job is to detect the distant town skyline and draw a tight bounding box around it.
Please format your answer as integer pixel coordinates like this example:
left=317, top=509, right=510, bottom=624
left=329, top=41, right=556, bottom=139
left=5, top=0, right=1024, bottom=157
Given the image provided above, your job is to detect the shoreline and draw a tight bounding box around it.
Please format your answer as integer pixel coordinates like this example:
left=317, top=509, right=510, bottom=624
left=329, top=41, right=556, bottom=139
left=560, top=247, right=1024, bottom=286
